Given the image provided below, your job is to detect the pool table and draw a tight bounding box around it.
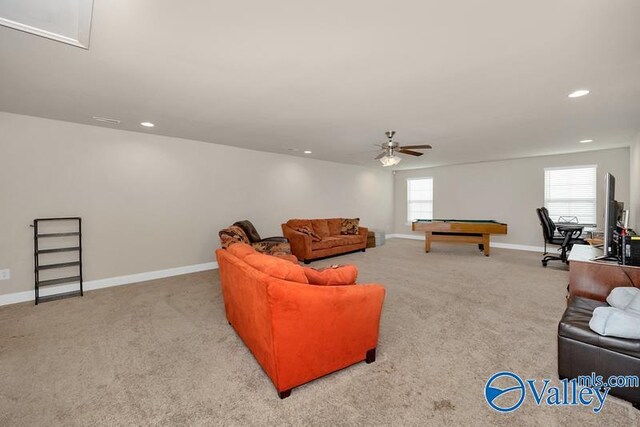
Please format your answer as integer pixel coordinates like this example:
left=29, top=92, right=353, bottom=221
left=412, top=219, right=508, bottom=256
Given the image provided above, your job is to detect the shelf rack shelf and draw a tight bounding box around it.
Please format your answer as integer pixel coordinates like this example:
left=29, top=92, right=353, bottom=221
left=32, top=217, right=83, bottom=305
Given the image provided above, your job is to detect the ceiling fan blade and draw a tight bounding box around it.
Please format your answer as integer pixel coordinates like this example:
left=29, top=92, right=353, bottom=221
left=398, top=149, right=424, bottom=157
left=399, top=144, right=432, bottom=149
left=374, top=151, right=387, bottom=160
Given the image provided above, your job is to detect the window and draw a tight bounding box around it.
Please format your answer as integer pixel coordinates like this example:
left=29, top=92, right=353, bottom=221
left=544, top=165, right=597, bottom=225
left=0, top=0, right=94, bottom=49
left=407, top=178, right=433, bottom=222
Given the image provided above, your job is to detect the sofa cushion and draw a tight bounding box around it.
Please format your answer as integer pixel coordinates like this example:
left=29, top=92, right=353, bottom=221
left=339, top=235, right=365, bottom=245
left=327, top=219, right=342, bottom=236
left=227, top=242, right=256, bottom=259
left=294, top=225, right=321, bottom=242
left=341, top=218, right=360, bottom=235
left=559, top=297, right=640, bottom=359
left=219, top=225, right=250, bottom=248
left=311, top=220, right=331, bottom=238
left=342, top=235, right=365, bottom=244
left=286, top=219, right=312, bottom=230
left=303, top=265, right=358, bottom=286
left=244, top=253, right=309, bottom=284
left=311, top=235, right=363, bottom=250
left=311, top=237, right=345, bottom=250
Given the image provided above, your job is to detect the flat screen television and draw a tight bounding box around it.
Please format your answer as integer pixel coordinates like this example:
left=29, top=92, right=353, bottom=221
left=603, top=173, right=623, bottom=257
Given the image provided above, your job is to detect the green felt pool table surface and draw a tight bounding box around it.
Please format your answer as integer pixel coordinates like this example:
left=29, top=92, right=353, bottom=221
left=414, top=219, right=506, bottom=224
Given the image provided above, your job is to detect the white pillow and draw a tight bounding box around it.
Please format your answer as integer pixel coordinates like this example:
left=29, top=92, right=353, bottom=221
left=589, top=306, right=640, bottom=339
left=606, top=287, right=640, bottom=315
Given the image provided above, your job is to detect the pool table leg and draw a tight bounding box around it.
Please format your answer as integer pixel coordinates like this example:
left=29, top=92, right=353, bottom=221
left=482, top=233, right=490, bottom=256
left=425, top=232, right=431, bottom=253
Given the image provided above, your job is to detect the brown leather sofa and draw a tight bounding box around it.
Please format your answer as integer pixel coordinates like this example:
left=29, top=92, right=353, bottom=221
left=561, top=263, right=640, bottom=409
left=558, top=297, right=640, bottom=409
left=282, top=218, right=368, bottom=264
left=568, top=261, right=640, bottom=303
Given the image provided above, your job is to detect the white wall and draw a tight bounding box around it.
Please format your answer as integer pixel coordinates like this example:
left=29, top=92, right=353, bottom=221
left=0, top=112, right=393, bottom=296
left=630, top=132, right=640, bottom=230
left=393, top=148, right=630, bottom=247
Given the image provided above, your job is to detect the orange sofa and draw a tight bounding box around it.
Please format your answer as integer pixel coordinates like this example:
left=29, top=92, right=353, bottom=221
left=215, top=245, right=385, bottom=398
left=282, top=218, right=368, bottom=264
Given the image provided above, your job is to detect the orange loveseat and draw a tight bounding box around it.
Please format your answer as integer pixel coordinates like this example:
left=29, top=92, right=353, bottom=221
left=215, top=244, right=385, bottom=398
left=282, top=218, right=368, bottom=264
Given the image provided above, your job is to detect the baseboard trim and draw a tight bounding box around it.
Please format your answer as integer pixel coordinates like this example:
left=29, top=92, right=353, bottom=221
left=386, top=233, right=422, bottom=240
left=0, top=261, right=219, bottom=307
left=386, top=234, right=544, bottom=253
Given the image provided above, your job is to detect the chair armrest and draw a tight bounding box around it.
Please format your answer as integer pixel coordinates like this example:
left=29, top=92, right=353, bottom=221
left=557, top=225, right=583, bottom=233
left=260, top=236, right=289, bottom=243
left=266, top=281, right=385, bottom=390
left=557, top=225, right=584, bottom=240
left=281, top=224, right=311, bottom=259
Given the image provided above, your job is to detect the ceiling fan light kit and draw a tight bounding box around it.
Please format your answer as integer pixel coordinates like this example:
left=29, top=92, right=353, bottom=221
left=374, top=131, right=432, bottom=167
left=380, top=155, right=402, bottom=167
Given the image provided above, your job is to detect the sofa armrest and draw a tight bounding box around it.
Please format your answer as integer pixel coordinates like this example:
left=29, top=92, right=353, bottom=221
left=266, top=281, right=385, bottom=391
left=281, top=224, right=311, bottom=260
left=260, top=236, right=289, bottom=243
left=358, top=226, right=369, bottom=238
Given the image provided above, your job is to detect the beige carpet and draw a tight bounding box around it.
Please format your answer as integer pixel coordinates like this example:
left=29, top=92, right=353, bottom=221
left=0, top=239, right=637, bottom=426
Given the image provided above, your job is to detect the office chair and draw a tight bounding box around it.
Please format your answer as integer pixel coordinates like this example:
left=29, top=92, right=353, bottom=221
left=536, top=207, right=587, bottom=266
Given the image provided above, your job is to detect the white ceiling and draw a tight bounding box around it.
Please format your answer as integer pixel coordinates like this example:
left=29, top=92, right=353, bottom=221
left=1, top=0, right=639, bottom=169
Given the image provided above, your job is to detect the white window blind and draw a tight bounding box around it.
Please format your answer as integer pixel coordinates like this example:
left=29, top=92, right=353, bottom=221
left=544, top=166, right=597, bottom=225
left=407, top=178, right=433, bottom=222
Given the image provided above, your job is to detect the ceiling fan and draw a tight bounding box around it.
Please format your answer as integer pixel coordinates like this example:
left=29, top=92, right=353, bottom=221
left=374, top=131, right=432, bottom=166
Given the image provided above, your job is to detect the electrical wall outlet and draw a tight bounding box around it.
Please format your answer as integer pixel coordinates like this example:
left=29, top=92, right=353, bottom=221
left=0, top=269, right=10, bottom=280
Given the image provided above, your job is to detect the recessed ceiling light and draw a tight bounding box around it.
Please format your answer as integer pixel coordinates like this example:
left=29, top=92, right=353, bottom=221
left=568, top=89, right=590, bottom=98
left=140, top=122, right=155, bottom=127
left=303, top=150, right=312, bottom=154
left=579, top=139, right=593, bottom=143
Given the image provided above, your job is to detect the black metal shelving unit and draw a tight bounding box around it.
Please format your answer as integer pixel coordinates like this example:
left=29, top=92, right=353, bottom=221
left=32, top=217, right=83, bottom=305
